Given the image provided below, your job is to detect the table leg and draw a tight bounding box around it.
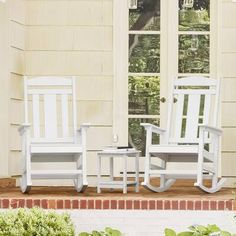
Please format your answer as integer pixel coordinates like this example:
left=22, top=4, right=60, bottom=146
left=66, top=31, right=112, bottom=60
left=97, top=155, right=101, bottom=193
left=123, top=155, right=127, bottom=194
left=110, top=156, right=114, bottom=181
left=135, top=153, right=139, bottom=193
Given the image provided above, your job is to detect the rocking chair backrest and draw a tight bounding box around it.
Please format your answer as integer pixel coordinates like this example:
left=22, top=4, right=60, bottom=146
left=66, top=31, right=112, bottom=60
left=24, top=76, right=77, bottom=143
left=167, top=77, right=220, bottom=144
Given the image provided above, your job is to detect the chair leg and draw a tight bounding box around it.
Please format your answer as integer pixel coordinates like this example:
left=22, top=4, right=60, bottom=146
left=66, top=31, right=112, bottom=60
left=142, top=156, right=175, bottom=192
left=20, top=151, right=32, bottom=193
left=142, top=178, right=176, bottom=192
left=195, top=178, right=226, bottom=193
left=20, top=171, right=31, bottom=193
left=74, top=154, right=88, bottom=193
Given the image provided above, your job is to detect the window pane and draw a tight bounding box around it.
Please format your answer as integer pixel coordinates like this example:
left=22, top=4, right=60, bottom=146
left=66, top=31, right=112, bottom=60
left=129, top=35, right=160, bottom=73
left=129, top=76, right=160, bottom=115
left=178, top=34, right=209, bottom=73
left=179, top=0, right=210, bottom=31
left=129, top=118, right=159, bottom=155
left=129, top=0, right=161, bottom=31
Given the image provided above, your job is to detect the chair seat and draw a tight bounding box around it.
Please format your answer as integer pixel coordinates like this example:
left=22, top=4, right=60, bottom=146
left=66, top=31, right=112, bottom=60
left=30, top=144, right=83, bottom=154
left=149, top=144, right=198, bottom=154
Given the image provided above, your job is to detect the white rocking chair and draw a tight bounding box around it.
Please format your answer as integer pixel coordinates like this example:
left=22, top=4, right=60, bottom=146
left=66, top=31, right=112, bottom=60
left=19, top=76, right=90, bottom=193
left=141, top=77, right=226, bottom=193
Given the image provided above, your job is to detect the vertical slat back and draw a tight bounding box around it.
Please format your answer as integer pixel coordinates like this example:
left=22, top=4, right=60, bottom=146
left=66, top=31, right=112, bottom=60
left=168, top=77, right=219, bottom=144
left=24, top=76, right=75, bottom=143
left=185, top=94, right=201, bottom=140
left=72, top=77, right=77, bottom=139
left=44, top=94, right=57, bottom=138
left=203, top=94, right=211, bottom=125
left=32, top=94, right=40, bottom=138
left=174, top=94, right=184, bottom=139
left=61, top=94, right=69, bottom=137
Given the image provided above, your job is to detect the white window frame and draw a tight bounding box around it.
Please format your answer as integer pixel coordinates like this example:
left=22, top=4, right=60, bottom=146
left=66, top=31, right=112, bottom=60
left=113, top=0, right=219, bottom=146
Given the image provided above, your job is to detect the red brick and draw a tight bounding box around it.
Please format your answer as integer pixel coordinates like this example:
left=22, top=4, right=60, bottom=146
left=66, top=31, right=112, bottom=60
left=72, top=200, right=79, bottom=209
left=218, top=200, right=225, bottom=210
left=126, top=200, right=133, bottom=209
left=156, top=200, right=163, bottom=210
left=226, top=200, right=233, bottom=210
left=64, top=200, right=71, bottom=209
left=80, top=200, right=87, bottom=209
left=10, top=199, right=18, bottom=209
left=26, top=199, right=33, bottom=208
left=88, top=200, right=94, bottom=209
left=56, top=199, right=64, bottom=209
left=210, top=201, right=217, bottom=210
left=164, top=200, right=171, bottom=210
left=2, top=199, right=9, bottom=208
left=33, top=199, right=41, bottom=207
left=172, top=200, right=178, bottom=210
left=111, top=200, right=117, bottom=209
left=41, top=199, right=48, bottom=209
left=133, top=200, right=140, bottom=210
left=203, top=201, right=209, bottom=210
left=149, top=200, right=155, bottom=210
left=103, top=200, right=109, bottom=209
left=95, top=200, right=102, bottom=209
left=141, top=200, right=148, bottom=210
left=0, top=199, right=1, bottom=208
left=187, top=200, right=194, bottom=210
left=180, top=200, right=186, bottom=210
left=195, top=201, right=201, bottom=210
left=48, top=200, right=56, bottom=209
left=118, top=200, right=125, bottom=209
left=233, top=200, right=236, bottom=211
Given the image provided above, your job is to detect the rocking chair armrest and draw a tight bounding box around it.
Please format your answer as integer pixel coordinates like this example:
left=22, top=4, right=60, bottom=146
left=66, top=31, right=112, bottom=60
left=199, top=124, right=222, bottom=136
left=77, top=123, right=91, bottom=133
left=141, top=123, right=166, bottom=135
left=18, top=123, right=31, bottom=136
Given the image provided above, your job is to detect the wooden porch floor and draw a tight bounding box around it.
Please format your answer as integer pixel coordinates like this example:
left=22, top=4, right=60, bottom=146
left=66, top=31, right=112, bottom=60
left=0, top=185, right=233, bottom=200
left=0, top=180, right=234, bottom=210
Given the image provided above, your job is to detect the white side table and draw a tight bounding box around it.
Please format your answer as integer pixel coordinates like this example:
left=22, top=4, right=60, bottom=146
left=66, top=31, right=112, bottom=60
left=97, top=149, right=140, bottom=194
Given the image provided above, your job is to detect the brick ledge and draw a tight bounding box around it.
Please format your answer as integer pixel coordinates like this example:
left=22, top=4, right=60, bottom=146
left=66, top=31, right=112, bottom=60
left=0, top=199, right=234, bottom=211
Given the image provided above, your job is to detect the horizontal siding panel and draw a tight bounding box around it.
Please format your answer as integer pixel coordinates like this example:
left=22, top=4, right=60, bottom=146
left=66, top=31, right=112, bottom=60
left=10, top=73, right=24, bottom=100
left=77, top=101, right=112, bottom=125
left=222, top=153, right=236, bottom=177
left=26, top=26, right=112, bottom=51
left=10, top=125, right=21, bottom=151
left=11, top=21, right=25, bottom=50
left=9, top=0, right=25, bottom=24
left=221, top=78, right=236, bottom=102
left=73, top=26, right=112, bottom=51
left=222, top=103, right=236, bottom=127
left=25, top=51, right=112, bottom=76
left=26, top=0, right=109, bottom=26
left=221, top=54, right=236, bottom=77
left=11, top=47, right=25, bottom=74
left=76, top=77, right=113, bottom=101
left=102, top=0, right=113, bottom=26
left=87, top=126, right=112, bottom=150
left=26, top=26, right=73, bottom=51
left=222, top=128, right=236, bottom=152
left=222, top=2, right=236, bottom=28
left=222, top=29, right=236, bottom=53
left=9, top=151, right=22, bottom=176
left=10, top=99, right=24, bottom=125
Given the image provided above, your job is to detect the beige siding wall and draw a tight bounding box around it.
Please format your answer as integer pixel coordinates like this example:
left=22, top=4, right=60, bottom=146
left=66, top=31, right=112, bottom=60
left=23, top=0, right=113, bottom=178
left=9, top=0, right=25, bottom=175
left=220, top=0, right=236, bottom=177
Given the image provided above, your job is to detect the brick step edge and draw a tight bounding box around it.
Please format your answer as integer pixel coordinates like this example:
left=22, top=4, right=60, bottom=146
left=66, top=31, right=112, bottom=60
left=0, top=199, right=234, bottom=211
